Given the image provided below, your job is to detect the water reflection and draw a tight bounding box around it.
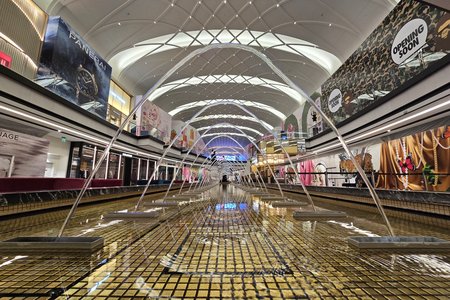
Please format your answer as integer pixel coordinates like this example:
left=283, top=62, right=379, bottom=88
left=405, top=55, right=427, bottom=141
left=2, top=183, right=449, bottom=298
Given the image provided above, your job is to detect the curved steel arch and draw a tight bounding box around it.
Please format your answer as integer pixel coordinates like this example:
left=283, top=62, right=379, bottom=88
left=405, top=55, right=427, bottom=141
left=59, top=43, right=393, bottom=237
left=181, top=133, right=283, bottom=196
left=199, top=145, right=267, bottom=192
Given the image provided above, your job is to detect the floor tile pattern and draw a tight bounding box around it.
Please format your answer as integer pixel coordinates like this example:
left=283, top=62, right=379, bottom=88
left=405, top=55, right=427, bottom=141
left=0, top=185, right=449, bottom=299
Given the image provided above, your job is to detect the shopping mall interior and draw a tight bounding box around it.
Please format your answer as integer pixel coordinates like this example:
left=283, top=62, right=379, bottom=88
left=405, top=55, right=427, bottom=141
left=0, top=0, right=449, bottom=299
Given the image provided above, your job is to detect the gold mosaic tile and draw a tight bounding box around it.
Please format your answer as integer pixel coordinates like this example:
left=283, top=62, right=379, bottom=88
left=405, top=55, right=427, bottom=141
left=0, top=186, right=449, bottom=299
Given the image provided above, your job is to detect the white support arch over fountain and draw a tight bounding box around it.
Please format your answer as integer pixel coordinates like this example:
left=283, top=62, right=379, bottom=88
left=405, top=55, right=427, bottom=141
left=58, top=43, right=394, bottom=238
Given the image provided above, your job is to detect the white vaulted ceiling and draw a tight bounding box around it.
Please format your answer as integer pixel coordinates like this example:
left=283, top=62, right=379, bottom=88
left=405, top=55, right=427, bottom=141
left=36, top=0, right=399, bottom=150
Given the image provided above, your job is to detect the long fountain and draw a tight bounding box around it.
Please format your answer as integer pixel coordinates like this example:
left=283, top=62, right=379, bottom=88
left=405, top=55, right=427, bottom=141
left=2, top=44, right=448, bottom=252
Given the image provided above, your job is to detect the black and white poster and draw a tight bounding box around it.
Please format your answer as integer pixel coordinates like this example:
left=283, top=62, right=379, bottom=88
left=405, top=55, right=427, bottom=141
left=35, top=17, right=112, bottom=119
left=0, top=128, right=49, bottom=177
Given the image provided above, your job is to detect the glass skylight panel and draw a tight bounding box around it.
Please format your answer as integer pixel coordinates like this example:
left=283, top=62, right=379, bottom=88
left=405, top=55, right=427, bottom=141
left=196, top=30, right=214, bottom=44
left=217, top=30, right=235, bottom=43
left=191, top=114, right=273, bottom=130
left=257, top=32, right=283, bottom=48
left=109, top=30, right=341, bottom=76
left=146, top=75, right=306, bottom=105
left=168, top=99, right=286, bottom=119
left=203, top=132, right=256, bottom=141
left=197, top=124, right=264, bottom=136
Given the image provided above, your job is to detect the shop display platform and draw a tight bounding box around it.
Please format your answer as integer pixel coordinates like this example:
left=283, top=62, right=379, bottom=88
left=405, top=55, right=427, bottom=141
left=104, top=211, right=160, bottom=220
left=144, top=201, right=179, bottom=207
left=260, top=196, right=288, bottom=201
left=293, top=210, right=347, bottom=220
left=271, top=201, right=308, bottom=208
left=348, top=236, right=450, bottom=250
left=0, top=236, right=104, bottom=252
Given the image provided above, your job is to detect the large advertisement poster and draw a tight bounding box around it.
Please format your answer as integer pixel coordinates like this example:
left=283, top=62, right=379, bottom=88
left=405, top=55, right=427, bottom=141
left=35, top=17, right=112, bottom=119
left=319, top=1, right=449, bottom=125
left=171, top=121, right=206, bottom=154
left=0, top=128, right=49, bottom=177
left=135, top=98, right=171, bottom=143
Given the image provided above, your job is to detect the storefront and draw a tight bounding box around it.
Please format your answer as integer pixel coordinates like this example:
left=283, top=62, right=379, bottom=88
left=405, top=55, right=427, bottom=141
left=67, top=142, right=159, bottom=185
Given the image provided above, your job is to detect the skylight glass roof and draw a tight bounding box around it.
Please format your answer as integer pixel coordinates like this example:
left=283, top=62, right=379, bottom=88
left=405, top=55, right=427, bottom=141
left=197, top=124, right=264, bottom=136
left=191, top=114, right=273, bottom=130
left=109, top=29, right=341, bottom=75
left=202, top=132, right=256, bottom=141
left=169, top=99, right=286, bottom=119
left=147, top=75, right=306, bottom=105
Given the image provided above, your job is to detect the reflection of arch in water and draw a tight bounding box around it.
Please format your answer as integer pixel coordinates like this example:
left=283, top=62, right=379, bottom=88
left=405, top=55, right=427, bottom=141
left=59, top=43, right=394, bottom=238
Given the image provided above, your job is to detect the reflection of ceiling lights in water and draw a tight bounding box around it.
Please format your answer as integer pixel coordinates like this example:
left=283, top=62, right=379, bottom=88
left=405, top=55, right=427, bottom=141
left=215, top=203, right=247, bottom=210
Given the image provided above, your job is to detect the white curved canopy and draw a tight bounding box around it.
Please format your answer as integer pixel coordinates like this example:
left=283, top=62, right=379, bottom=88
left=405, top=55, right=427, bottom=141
left=36, top=0, right=399, bottom=151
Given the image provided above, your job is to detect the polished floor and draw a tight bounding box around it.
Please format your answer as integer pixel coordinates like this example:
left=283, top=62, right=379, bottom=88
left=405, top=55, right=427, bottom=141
left=0, top=185, right=449, bottom=299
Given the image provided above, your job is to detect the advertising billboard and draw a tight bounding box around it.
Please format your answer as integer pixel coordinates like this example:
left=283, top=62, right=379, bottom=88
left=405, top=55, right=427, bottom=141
left=35, top=17, right=112, bottom=119
left=135, top=98, right=172, bottom=143
left=0, top=51, right=12, bottom=68
left=319, top=1, right=449, bottom=125
left=171, top=120, right=206, bottom=154
left=0, top=128, right=49, bottom=177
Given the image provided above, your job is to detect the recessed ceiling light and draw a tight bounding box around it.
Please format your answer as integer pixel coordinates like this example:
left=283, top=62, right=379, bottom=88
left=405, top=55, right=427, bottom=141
left=329, top=23, right=332, bottom=27
left=293, top=21, right=297, bottom=24
left=276, top=4, right=280, bottom=7
left=117, top=22, right=121, bottom=26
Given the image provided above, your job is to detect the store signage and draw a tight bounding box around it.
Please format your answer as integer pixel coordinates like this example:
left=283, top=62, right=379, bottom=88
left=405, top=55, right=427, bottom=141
left=0, top=51, right=12, bottom=68
left=0, top=131, right=19, bottom=141
left=328, top=89, right=342, bottom=113
left=391, top=18, right=428, bottom=65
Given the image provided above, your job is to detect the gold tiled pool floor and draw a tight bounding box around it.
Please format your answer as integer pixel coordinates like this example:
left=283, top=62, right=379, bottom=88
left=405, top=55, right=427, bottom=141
left=0, top=185, right=449, bottom=299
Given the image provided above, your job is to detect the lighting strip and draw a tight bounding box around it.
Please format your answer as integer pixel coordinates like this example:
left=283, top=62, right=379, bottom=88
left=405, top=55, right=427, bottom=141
left=312, top=99, right=450, bottom=154
left=110, top=29, right=341, bottom=75
left=146, top=75, right=305, bottom=105
left=169, top=99, right=286, bottom=119
left=202, top=132, right=255, bottom=141
left=191, top=114, right=273, bottom=130
left=0, top=104, right=207, bottom=166
left=197, top=124, right=264, bottom=136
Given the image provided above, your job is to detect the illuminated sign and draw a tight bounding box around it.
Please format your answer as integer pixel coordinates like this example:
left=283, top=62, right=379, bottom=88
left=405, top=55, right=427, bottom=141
left=216, top=155, right=237, bottom=161
left=0, top=51, right=12, bottom=68
left=215, top=203, right=248, bottom=210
